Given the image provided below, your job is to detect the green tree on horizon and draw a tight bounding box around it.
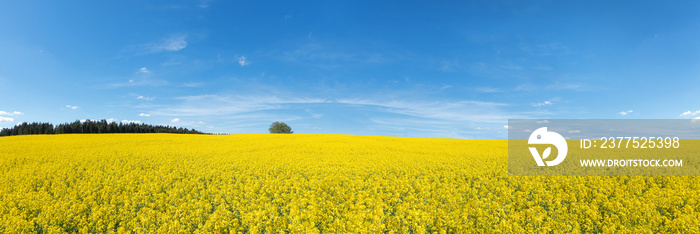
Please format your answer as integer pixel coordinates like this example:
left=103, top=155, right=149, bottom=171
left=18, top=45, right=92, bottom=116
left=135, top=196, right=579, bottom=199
left=269, top=121, right=293, bottom=134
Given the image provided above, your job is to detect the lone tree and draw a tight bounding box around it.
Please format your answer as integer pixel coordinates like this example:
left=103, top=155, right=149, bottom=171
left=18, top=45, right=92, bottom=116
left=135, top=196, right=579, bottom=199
left=269, top=121, right=293, bottom=134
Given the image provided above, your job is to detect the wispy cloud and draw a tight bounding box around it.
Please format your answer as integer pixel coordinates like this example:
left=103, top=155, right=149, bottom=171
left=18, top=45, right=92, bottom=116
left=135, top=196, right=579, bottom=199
left=137, top=96, right=155, bottom=101
left=143, top=35, right=187, bottom=53
left=157, top=94, right=512, bottom=125
left=121, top=120, right=141, bottom=124
left=238, top=56, right=250, bottom=67
left=545, top=83, right=586, bottom=91
left=280, top=43, right=349, bottom=62
left=475, top=87, right=502, bottom=93
left=516, top=82, right=593, bottom=92
left=532, top=101, right=552, bottom=107
left=66, top=105, right=79, bottom=110
left=197, top=0, right=214, bottom=8
left=305, top=109, right=323, bottom=119
left=108, top=79, right=168, bottom=88
left=139, top=113, right=151, bottom=117
left=181, top=82, right=203, bottom=88
left=619, top=110, right=633, bottom=116
left=136, top=67, right=150, bottom=74
left=171, top=118, right=180, bottom=123
left=0, top=117, right=14, bottom=123
left=153, top=95, right=328, bottom=116
left=367, top=117, right=497, bottom=138
left=681, top=110, right=700, bottom=116
left=0, top=111, right=23, bottom=116
left=336, top=98, right=510, bottom=123
left=149, top=93, right=518, bottom=137
left=275, top=43, right=394, bottom=69
left=333, top=97, right=521, bottom=138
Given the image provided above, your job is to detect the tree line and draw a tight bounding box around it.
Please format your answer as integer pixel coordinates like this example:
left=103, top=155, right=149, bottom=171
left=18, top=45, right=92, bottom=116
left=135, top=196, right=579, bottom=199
left=0, top=120, right=205, bottom=137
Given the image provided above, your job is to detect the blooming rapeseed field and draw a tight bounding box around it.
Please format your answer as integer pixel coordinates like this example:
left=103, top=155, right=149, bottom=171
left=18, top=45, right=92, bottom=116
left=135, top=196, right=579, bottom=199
left=1, top=134, right=698, bottom=233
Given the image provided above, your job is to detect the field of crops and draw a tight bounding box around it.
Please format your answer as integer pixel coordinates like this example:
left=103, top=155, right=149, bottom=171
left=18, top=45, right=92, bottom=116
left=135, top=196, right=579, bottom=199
left=1, top=134, right=698, bottom=233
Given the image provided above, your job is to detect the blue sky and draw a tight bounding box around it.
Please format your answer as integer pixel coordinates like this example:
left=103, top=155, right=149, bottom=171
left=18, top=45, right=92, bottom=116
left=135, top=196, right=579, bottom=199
left=1, top=1, right=699, bottom=138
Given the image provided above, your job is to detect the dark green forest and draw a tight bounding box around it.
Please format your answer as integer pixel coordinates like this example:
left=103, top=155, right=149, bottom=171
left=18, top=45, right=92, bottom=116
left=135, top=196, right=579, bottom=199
left=0, top=120, right=205, bottom=137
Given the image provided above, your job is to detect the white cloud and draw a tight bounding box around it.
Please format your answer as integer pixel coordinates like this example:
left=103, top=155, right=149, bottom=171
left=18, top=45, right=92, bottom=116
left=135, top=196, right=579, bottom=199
left=137, top=67, right=150, bottom=74
left=545, top=83, right=586, bottom=91
left=619, top=110, right=633, bottom=116
left=0, top=111, right=23, bottom=116
left=146, top=35, right=187, bottom=53
left=0, top=116, right=14, bottom=123
left=440, top=84, right=452, bottom=91
left=503, top=125, right=511, bottom=129
left=66, top=105, right=79, bottom=110
left=532, top=65, right=552, bottom=71
left=568, top=130, right=581, bottom=133
left=106, top=118, right=118, bottom=123
left=305, top=126, right=323, bottom=130
left=532, top=101, right=552, bottom=107
left=518, top=82, right=591, bottom=92
left=137, top=96, right=155, bottom=101
left=197, top=0, right=213, bottom=8
left=121, top=120, right=141, bottom=124
left=152, top=94, right=516, bottom=138
left=139, top=113, right=151, bottom=117
left=681, top=110, right=700, bottom=116
left=475, top=87, right=501, bottom=93
left=110, top=79, right=168, bottom=88
left=536, top=120, right=549, bottom=124
left=182, top=82, right=203, bottom=88
left=171, top=118, right=180, bottom=123
left=238, top=56, right=250, bottom=66
left=336, top=98, right=510, bottom=124
left=153, top=95, right=328, bottom=117
left=305, top=109, right=323, bottom=119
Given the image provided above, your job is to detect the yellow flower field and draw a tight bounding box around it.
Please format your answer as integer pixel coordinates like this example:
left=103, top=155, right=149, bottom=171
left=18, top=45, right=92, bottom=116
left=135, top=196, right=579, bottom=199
left=0, top=134, right=698, bottom=233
